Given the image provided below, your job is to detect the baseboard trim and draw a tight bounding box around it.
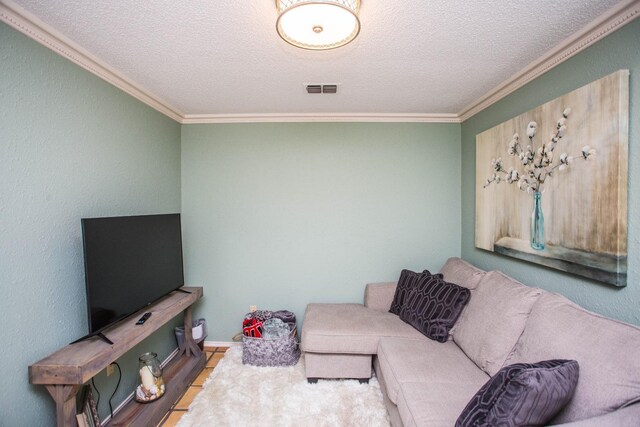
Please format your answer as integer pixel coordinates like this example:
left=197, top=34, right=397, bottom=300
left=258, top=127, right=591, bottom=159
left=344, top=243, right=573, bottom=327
left=204, top=340, right=239, bottom=348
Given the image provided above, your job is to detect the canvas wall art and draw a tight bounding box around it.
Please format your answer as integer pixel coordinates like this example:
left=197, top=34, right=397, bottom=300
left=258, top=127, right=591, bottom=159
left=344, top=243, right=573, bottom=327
left=475, top=70, right=629, bottom=286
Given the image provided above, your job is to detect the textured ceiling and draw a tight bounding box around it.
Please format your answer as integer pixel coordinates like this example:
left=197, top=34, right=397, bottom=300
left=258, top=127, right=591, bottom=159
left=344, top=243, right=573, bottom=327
left=6, top=0, right=623, bottom=116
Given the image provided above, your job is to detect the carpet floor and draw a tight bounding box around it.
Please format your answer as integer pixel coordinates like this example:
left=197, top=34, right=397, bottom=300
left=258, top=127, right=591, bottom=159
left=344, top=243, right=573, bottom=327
left=177, top=346, right=390, bottom=427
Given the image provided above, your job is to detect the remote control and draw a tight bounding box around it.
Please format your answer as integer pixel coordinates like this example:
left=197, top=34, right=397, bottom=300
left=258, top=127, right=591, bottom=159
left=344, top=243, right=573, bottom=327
left=136, top=312, right=152, bottom=325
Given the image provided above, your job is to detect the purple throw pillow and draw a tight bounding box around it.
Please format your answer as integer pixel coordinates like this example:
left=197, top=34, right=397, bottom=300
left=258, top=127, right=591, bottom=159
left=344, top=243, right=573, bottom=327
left=456, top=359, right=579, bottom=427
left=399, top=274, right=470, bottom=342
left=389, top=269, right=442, bottom=315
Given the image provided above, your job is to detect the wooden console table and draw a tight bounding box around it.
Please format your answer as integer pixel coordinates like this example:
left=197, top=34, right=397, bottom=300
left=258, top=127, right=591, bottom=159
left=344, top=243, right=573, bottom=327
left=29, top=287, right=205, bottom=427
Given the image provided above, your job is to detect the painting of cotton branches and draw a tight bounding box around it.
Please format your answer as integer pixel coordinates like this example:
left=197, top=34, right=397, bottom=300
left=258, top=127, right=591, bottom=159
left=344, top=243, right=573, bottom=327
left=475, top=70, right=629, bottom=286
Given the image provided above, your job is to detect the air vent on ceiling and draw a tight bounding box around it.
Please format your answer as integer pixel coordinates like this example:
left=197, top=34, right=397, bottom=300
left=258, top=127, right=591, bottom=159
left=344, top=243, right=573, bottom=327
left=306, top=84, right=338, bottom=94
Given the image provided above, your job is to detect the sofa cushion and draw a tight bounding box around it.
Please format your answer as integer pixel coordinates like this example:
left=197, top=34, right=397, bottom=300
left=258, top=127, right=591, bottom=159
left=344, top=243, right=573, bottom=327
left=397, top=381, right=486, bottom=427
left=399, top=274, right=470, bottom=342
left=452, top=271, right=541, bottom=376
left=364, top=282, right=397, bottom=312
left=301, top=304, right=424, bottom=354
left=377, top=337, right=489, bottom=404
left=456, top=359, right=579, bottom=427
left=439, top=257, right=486, bottom=290
left=504, top=292, right=640, bottom=423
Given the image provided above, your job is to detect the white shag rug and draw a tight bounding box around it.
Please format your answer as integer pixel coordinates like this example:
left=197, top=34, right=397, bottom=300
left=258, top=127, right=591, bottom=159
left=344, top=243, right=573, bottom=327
left=177, top=346, right=390, bottom=427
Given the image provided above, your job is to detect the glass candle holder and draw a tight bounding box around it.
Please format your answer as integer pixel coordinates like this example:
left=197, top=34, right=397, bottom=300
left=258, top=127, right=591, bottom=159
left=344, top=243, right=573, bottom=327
left=135, top=352, right=165, bottom=403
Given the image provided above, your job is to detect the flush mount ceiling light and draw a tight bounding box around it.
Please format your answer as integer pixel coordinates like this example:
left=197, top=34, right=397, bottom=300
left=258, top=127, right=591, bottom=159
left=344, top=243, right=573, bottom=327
left=276, top=0, right=361, bottom=50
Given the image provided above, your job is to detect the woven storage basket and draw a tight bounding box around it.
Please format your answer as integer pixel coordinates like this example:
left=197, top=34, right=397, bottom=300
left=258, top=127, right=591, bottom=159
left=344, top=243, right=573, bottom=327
left=242, top=323, right=300, bottom=367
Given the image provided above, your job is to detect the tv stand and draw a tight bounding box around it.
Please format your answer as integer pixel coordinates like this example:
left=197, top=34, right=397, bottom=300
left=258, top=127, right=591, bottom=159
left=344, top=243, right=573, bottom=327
left=174, top=288, right=192, bottom=294
left=29, top=287, right=205, bottom=427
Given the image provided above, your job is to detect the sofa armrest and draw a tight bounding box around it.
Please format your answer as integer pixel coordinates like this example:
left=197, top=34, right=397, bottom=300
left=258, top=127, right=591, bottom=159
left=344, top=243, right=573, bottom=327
left=364, top=282, right=397, bottom=312
left=554, top=403, right=640, bottom=427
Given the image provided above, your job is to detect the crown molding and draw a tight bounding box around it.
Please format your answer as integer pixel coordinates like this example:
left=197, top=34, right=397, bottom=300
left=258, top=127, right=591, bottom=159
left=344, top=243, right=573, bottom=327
left=181, top=113, right=461, bottom=124
left=457, top=0, right=640, bottom=122
left=0, top=0, right=184, bottom=122
left=2, top=0, right=638, bottom=125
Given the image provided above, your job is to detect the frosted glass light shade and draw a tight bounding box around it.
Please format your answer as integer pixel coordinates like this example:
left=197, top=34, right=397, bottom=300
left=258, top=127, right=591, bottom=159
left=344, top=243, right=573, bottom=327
left=276, top=0, right=361, bottom=50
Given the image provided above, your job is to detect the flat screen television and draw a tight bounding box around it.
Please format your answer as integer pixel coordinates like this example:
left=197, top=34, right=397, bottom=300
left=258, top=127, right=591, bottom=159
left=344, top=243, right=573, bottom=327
left=76, top=213, right=185, bottom=343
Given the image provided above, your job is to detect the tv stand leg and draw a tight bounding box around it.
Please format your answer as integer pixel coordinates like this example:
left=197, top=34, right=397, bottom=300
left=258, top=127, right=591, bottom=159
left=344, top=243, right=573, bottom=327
left=97, top=332, right=114, bottom=345
left=181, top=307, right=202, bottom=358
left=45, top=384, right=80, bottom=427
left=69, top=330, right=113, bottom=345
left=175, top=288, right=192, bottom=294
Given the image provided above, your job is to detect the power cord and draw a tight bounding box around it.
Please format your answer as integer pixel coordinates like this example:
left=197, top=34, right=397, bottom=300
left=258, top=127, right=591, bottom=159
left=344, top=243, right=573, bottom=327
left=109, top=362, right=122, bottom=419
left=91, top=377, right=101, bottom=408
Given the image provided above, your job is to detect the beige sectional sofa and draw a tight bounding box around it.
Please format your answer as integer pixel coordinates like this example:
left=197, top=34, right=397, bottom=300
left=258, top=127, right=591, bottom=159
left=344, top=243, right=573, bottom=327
left=301, top=258, right=640, bottom=426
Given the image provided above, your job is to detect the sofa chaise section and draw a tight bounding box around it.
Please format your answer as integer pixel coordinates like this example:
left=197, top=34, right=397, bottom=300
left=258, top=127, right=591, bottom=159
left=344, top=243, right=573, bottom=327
left=301, top=303, right=424, bottom=381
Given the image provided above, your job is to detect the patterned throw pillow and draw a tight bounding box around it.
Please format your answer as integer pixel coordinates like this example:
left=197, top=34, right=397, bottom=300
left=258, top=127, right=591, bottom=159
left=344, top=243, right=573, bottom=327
left=389, top=269, right=441, bottom=315
left=456, top=359, right=579, bottom=427
left=399, top=275, right=470, bottom=342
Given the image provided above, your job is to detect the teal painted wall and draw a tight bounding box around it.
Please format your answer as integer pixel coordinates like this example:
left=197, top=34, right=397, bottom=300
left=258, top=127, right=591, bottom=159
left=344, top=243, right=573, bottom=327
left=181, top=123, right=461, bottom=340
left=3, top=7, right=638, bottom=425
left=0, top=23, right=182, bottom=425
left=461, top=19, right=640, bottom=325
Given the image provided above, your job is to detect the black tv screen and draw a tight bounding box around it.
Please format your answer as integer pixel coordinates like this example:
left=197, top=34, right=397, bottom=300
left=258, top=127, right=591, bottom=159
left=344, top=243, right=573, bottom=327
left=82, top=213, right=184, bottom=333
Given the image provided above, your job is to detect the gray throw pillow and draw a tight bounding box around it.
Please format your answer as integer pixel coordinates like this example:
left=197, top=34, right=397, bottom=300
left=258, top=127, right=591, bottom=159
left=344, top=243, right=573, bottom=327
left=456, top=359, right=579, bottom=427
left=399, top=274, right=470, bottom=342
left=389, top=269, right=441, bottom=315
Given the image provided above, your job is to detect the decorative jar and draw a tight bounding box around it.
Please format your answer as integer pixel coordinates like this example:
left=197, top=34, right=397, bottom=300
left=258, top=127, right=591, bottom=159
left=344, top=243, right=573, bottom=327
left=135, top=352, right=165, bottom=403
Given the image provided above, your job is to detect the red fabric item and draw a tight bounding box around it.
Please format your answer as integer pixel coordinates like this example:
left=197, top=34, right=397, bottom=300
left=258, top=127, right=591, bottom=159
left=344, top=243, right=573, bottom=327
left=243, top=318, right=263, bottom=338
